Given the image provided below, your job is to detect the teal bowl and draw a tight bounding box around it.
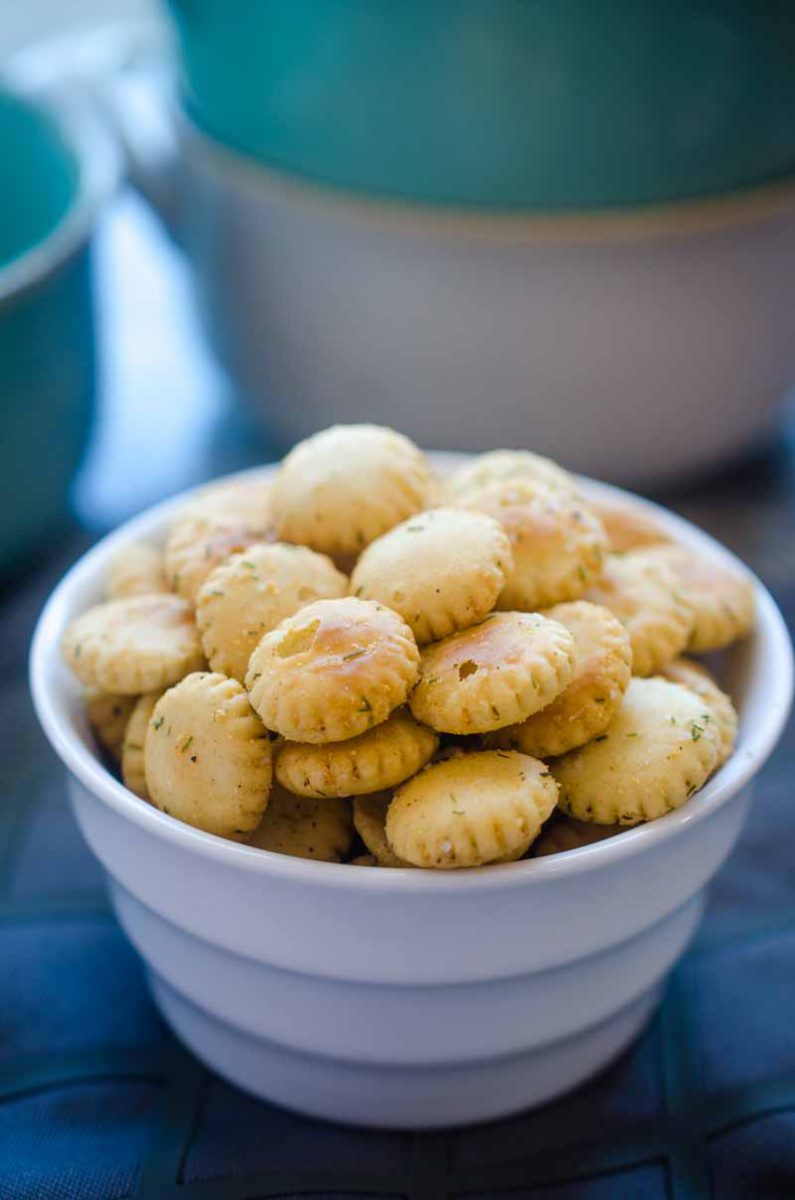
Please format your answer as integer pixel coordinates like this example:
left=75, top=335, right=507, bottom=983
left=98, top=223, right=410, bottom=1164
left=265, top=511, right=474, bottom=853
left=0, top=86, right=118, bottom=572
left=165, top=0, right=795, bottom=210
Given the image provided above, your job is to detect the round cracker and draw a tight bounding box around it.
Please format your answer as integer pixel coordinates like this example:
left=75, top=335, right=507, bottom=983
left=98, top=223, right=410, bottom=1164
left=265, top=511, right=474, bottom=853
left=350, top=508, right=513, bottom=644
left=589, top=498, right=671, bottom=554
left=532, top=815, right=621, bottom=857
left=386, top=751, right=558, bottom=869
left=444, top=450, right=575, bottom=501
left=179, top=476, right=273, bottom=528
left=106, top=543, right=168, bottom=599
left=246, top=597, right=420, bottom=744
left=85, top=691, right=137, bottom=761
left=270, top=424, right=432, bottom=556
left=121, top=690, right=163, bottom=799
left=409, top=612, right=575, bottom=735
left=248, top=784, right=352, bottom=862
left=656, top=545, right=756, bottom=653
left=164, top=513, right=276, bottom=604
left=660, top=657, right=738, bottom=766
left=552, top=677, right=720, bottom=826
left=490, top=601, right=632, bottom=757
left=276, top=710, right=437, bottom=798
left=585, top=548, right=694, bottom=676
left=458, top=480, right=608, bottom=610
left=352, top=792, right=412, bottom=867
left=196, top=543, right=347, bottom=683
left=145, top=672, right=272, bottom=839
left=62, top=594, right=205, bottom=695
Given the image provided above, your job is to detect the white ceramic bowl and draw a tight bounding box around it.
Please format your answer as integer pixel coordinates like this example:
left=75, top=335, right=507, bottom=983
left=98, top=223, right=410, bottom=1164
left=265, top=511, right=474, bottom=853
left=30, top=463, right=792, bottom=1128
left=121, top=87, right=795, bottom=486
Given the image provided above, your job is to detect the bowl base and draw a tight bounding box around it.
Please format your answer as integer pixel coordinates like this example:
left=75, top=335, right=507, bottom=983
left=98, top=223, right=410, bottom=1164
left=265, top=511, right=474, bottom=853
left=149, top=972, right=660, bottom=1130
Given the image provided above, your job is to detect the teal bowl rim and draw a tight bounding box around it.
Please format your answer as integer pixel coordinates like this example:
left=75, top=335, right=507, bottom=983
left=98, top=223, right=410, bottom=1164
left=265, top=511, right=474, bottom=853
left=0, top=85, right=121, bottom=306
left=175, top=99, right=795, bottom=247
left=165, top=0, right=795, bottom=214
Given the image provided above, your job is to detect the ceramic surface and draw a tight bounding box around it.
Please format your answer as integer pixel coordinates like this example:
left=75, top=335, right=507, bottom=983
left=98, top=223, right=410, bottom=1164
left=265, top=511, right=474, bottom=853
left=0, top=84, right=119, bottom=569
left=136, top=111, right=795, bottom=485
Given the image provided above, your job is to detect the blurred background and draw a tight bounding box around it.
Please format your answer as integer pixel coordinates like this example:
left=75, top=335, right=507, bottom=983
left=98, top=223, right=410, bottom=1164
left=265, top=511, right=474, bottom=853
left=0, top=0, right=152, bottom=55
left=1, top=0, right=249, bottom=564
left=2, top=0, right=795, bottom=574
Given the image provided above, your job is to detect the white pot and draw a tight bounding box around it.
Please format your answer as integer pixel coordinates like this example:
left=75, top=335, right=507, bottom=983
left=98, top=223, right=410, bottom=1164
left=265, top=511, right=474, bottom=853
left=120, top=87, right=795, bottom=486
left=30, top=460, right=793, bottom=1128
left=13, top=33, right=795, bottom=486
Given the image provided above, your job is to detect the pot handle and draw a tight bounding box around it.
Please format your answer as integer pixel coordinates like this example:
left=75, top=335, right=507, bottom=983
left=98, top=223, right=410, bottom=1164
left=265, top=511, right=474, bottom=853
left=102, top=62, right=184, bottom=241
left=4, top=20, right=184, bottom=241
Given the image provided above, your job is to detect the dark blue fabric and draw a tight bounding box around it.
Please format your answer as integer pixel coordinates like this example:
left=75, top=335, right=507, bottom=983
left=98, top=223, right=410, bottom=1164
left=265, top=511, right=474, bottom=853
left=684, top=930, right=795, bottom=1094
left=0, top=917, right=164, bottom=1066
left=10, top=782, right=105, bottom=902
left=0, top=1083, right=160, bottom=1200
left=709, top=1114, right=795, bottom=1200
left=469, top=1165, right=669, bottom=1200
left=452, top=1032, right=660, bottom=1169
left=183, top=1078, right=411, bottom=1182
